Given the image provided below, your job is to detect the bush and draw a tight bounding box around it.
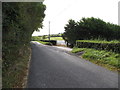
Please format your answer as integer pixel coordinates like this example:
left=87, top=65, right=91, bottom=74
left=2, top=2, right=46, bottom=88
left=63, top=17, right=120, bottom=46
left=76, top=40, right=120, bottom=53
left=37, top=41, right=51, bottom=45
left=40, top=40, right=57, bottom=45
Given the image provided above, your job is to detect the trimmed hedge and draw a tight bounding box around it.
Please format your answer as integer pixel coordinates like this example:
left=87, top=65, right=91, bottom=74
left=40, top=40, right=57, bottom=45
left=76, top=40, right=120, bottom=53
left=37, top=41, right=52, bottom=45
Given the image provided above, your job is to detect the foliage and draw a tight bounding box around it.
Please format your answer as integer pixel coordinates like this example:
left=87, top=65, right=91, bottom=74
left=42, top=35, right=46, bottom=39
left=3, top=45, right=31, bottom=88
left=71, top=48, right=120, bottom=71
left=63, top=19, right=77, bottom=46
left=40, top=40, right=57, bottom=45
left=37, top=41, right=52, bottom=45
left=71, top=47, right=83, bottom=53
left=3, top=2, right=46, bottom=44
left=76, top=40, right=120, bottom=44
left=76, top=40, right=120, bottom=53
left=50, top=33, right=62, bottom=37
left=62, top=17, right=120, bottom=46
left=2, top=2, right=46, bottom=88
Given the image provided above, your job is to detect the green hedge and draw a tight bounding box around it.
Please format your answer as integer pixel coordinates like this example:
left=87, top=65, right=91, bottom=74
left=37, top=41, right=52, bottom=45
left=40, top=40, right=57, bottom=45
left=76, top=40, right=120, bottom=53
left=2, top=2, right=46, bottom=88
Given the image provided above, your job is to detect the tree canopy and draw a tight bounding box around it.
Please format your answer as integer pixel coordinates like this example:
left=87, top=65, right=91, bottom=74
left=3, top=2, right=46, bottom=87
left=3, top=2, right=46, bottom=70
left=62, top=17, right=120, bottom=47
left=3, top=2, right=46, bottom=44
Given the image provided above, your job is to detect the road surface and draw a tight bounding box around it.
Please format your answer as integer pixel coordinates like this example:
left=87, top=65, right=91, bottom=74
left=27, top=41, right=118, bottom=88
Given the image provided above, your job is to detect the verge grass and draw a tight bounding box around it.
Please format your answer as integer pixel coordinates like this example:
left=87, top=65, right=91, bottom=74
left=3, top=45, right=31, bottom=88
left=71, top=47, right=120, bottom=71
left=37, top=41, right=52, bottom=45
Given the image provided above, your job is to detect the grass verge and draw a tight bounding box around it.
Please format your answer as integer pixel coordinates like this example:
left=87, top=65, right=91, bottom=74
left=37, top=41, right=52, bottom=45
left=3, top=45, right=31, bottom=88
left=71, top=47, right=120, bottom=72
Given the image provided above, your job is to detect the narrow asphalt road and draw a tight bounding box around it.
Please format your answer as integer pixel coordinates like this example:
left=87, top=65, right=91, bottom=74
left=27, top=41, right=118, bottom=88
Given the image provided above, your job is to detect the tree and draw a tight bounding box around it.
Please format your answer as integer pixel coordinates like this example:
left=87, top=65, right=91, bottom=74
left=62, top=17, right=120, bottom=47
left=2, top=2, right=46, bottom=88
left=2, top=2, right=46, bottom=74
left=63, top=19, right=78, bottom=46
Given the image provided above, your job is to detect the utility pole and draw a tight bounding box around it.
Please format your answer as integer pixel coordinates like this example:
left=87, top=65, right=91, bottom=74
left=49, top=21, right=50, bottom=41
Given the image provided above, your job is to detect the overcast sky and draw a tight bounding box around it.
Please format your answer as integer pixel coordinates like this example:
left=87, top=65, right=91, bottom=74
left=32, top=0, right=120, bottom=36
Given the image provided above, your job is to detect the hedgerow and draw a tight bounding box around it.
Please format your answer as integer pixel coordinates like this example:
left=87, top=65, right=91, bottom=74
left=2, top=2, right=46, bottom=88
left=76, top=40, right=120, bottom=53
left=62, top=17, right=120, bottom=47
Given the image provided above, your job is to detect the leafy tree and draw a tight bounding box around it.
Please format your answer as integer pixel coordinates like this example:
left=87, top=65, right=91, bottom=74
left=2, top=2, right=46, bottom=87
left=62, top=17, right=120, bottom=47
left=63, top=19, right=78, bottom=46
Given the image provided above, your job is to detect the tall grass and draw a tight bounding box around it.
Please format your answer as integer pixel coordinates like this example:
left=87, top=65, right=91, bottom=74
left=3, top=45, right=31, bottom=88
left=71, top=47, right=120, bottom=71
